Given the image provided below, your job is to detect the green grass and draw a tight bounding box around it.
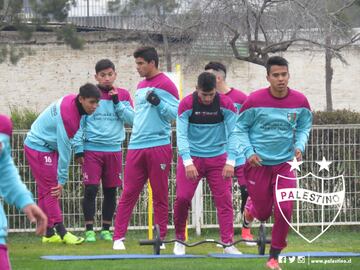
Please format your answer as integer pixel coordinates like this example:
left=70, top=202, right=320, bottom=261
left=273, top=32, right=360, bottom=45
left=7, top=226, right=360, bottom=270
left=10, top=107, right=39, bottom=129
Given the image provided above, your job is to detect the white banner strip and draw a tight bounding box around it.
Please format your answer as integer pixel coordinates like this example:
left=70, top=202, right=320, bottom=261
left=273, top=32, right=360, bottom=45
left=276, top=188, right=344, bottom=206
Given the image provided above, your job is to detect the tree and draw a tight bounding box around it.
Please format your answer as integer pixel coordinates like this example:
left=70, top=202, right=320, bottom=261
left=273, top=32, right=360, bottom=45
left=0, top=0, right=84, bottom=64
left=197, top=0, right=360, bottom=111
left=322, top=0, right=360, bottom=111
left=108, top=0, right=206, bottom=72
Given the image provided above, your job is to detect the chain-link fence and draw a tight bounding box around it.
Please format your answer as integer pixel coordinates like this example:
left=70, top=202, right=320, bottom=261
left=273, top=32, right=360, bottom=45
left=4, top=125, right=360, bottom=234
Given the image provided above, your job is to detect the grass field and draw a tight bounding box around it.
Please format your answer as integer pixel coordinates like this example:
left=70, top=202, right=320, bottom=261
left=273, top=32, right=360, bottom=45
left=7, top=226, right=360, bottom=270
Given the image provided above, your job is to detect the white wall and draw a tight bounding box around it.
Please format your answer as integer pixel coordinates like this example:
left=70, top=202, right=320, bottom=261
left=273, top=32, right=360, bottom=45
left=0, top=32, right=359, bottom=115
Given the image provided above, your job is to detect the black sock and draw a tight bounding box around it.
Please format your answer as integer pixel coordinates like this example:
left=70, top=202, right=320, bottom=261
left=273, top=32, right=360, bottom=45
left=269, top=246, right=281, bottom=260
left=86, top=223, right=94, bottom=231
left=83, top=185, right=99, bottom=222
left=240, top=185, right=249, bottom=214
left=243, top=216, right=251, bottom=229
left=102, top=187, right=117, bottom=221
left=103, top=223, right=110, bottom=231
left=46, top=227, right=55, bottom=237
left=54, top=223, right=67, bottom=238
left=102, top=223, right=110, bottom=231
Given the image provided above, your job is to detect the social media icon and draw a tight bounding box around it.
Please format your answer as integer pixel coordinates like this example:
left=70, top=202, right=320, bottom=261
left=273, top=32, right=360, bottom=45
left=288, top=256, right=296, bottom=263
left=297, top=256, right=306, bottom=263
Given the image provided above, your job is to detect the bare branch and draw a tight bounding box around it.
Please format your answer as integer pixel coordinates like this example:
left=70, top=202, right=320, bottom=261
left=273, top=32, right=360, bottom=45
left=336, top=33, right=360, bottom=50
left=253, top=0, right=271, bottom=43
left=242, top=0, right=253, bottom=56
left=259, top=23, right=269, bottom=45
left=330, top=0, right=357, bottom=16
left=293, top=0, right=325, bottom=25
left=229, top=30, right=242, bottom=59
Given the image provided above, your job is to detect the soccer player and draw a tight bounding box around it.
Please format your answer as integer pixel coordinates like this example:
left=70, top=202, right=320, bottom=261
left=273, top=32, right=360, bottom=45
left=74, top=59, right=134, bottom=243
left=234, top=56, right=312, bottom=269
left=0, top=114, right=47, bottom=270
left=173, top=72, right=241, bottom=255
left=204, top=62, right=256, bottom=246
left=113, top=46, right=179, bottom=250
left=24, top=83, right=101, bottom=245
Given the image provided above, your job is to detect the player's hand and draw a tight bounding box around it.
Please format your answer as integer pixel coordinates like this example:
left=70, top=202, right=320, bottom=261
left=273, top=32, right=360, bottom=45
left=75, top=156, right=84, bottom=165
left=248, top=154, right=262, bottom=167
left=295, top=148, right=302, bottom=161
left=23, top=204, right=48, bottom=235
left=146, top=91, right=161, bottom=106
left=51, top=184, right=63, bottom=198
left=222, top=164, right=234, bottom=178
left=185, top=164, right=199, bottom=180
left=109, top=87, right=119, bottom=104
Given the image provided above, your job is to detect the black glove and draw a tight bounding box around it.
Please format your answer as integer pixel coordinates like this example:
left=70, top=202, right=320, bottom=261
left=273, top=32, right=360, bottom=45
left=98, top=85, right=119, bottom=104
left=75, top=152, right=84, bottom=159
left=146, top=91, right=161, bottom=106
left=111, top=94, right=119, bottom=104
left=75, top=152, right=84, bottom=165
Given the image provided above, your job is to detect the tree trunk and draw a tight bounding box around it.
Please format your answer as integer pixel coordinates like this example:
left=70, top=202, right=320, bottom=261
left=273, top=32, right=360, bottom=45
left=157, top=6, right=172, bottom=72
left=162, top=32, right=172, bottom=72
left=325, top=35, right=333, bottom=112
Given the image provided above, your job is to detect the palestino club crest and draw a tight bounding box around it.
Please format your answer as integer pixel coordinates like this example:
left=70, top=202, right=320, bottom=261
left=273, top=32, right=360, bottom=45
left=275, top=157, right=345, bottom=243
left=160, top=163, right=166, bottom=171
left=287, top=112, right=297, bottom=126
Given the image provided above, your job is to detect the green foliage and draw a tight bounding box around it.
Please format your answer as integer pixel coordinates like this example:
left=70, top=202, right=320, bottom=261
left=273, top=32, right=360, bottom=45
left=0, top=46, right=7, bottom=62
left=0, top=0, right=83, bottom=64
left=30, top=0, right=76, bottom=22
left=0, top=45, right=35, bottom=65
left=313, top=109, right=360, bottom=125
left=16, top=23, right=37, bottom=41
left=56, top=24, right=84, bottom=49
left=10, top=107, right=39, bottom=129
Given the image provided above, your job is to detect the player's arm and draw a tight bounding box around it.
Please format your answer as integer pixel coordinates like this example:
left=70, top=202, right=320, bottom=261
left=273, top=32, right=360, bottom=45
left=156, top=94, right=179, bottom=121
left=23, top=204, right=47, bottom=235
left=234, top=104, right=261, bottom=166
left=146, top=89, right=179, bottom=122
left=0, top=138, right=47, bottom=235
left=111, top=88, right=135, bottom=126
left=72, top=115, right=86, bottom=165
left=294, top=100, right=313, bottom=157
left=176, top=109, right=198, bottom=180
left=222, top=107, right=237, bottom=178
left=0, top=136, right=34, bottom=209
left=55, top=121, right=72, bottom=195
left=295, top=113, right=312, bottom=157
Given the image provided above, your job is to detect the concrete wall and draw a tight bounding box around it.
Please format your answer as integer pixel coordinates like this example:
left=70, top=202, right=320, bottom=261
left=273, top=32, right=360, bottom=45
left=0, top=31, right=359, bottom=115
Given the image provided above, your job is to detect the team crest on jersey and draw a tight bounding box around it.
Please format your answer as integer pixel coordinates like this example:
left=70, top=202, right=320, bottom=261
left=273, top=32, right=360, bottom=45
left=287, top=112, right=297, bottom=125
left=160, top=164, right=166, bottom=171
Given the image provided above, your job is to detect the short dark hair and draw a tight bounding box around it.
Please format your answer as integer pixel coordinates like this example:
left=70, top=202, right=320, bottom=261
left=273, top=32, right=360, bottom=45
left=79, top=83, right=101, bottom=99
left=133, top=46, right=159, bottom=68
left=204, top=61, right=227, bottom=77
left=95, top=59, right=115, bottom=73
left=197, top=72, right=216, bottom=92
left=266, top=56, right=288, bottom=75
